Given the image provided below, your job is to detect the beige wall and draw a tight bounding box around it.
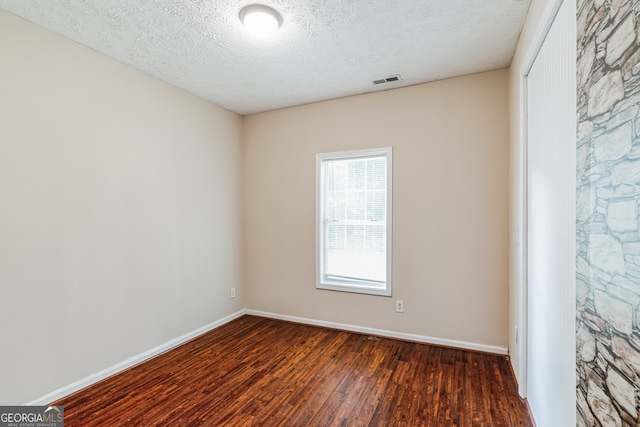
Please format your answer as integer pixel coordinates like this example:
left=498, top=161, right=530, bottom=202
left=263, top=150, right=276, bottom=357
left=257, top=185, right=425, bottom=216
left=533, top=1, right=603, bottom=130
left=508, top=0, right=557, bottom=392
left=1, top=7, right=515, bottom=404
left=244, top=70, right=510, bottom=349
left=0, top=11, right=244, bottom=404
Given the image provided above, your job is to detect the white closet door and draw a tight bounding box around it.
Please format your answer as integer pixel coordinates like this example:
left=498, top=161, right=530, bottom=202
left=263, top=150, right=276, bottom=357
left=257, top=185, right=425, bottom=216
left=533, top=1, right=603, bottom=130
left=526, top=0, right=576, bottom=425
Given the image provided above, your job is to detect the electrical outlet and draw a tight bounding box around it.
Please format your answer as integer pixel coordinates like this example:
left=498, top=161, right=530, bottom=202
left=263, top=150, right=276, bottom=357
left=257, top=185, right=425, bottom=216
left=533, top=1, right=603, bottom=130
left=395, top=300, right=404, bottom=313
left=231, top=288, right=236, bottom=299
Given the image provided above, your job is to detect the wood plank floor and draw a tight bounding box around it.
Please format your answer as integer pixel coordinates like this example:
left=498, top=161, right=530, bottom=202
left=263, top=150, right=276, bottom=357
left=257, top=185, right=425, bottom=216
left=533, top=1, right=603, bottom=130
left=54, top=316, right=533, bottom=426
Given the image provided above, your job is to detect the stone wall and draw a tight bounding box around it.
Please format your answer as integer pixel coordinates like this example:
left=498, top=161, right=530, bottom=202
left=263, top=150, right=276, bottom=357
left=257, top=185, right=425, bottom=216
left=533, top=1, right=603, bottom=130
left=576, top=0, right=640, bottom=425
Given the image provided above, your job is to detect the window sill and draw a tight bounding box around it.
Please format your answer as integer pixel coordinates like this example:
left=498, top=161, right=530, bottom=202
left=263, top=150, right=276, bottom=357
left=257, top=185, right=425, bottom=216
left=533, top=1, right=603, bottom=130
left=316, top=282, right=391, bottom=297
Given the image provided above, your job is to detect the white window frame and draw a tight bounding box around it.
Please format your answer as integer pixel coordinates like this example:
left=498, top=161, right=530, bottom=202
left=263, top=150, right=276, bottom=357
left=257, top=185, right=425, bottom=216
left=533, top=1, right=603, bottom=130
left=316, top=147, right=393, bottom=297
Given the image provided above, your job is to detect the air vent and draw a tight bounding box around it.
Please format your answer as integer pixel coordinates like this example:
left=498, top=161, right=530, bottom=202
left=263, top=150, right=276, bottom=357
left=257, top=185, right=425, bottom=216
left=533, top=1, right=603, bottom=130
left=372, top=74, right=402, bottom=85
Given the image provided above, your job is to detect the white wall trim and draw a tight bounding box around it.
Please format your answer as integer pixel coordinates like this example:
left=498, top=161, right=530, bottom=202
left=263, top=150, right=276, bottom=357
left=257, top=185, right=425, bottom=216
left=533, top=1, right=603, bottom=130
left=27, top=307, right=508, bottom=405
left=25, top=309, right=247, bottom=406
left=523, top=0, right=576, bottom=423
left=520, top=0, right=565, bottom=77
left=246, top=309, right=508, bottom=355
left=515, top=0, right=565, bottom=399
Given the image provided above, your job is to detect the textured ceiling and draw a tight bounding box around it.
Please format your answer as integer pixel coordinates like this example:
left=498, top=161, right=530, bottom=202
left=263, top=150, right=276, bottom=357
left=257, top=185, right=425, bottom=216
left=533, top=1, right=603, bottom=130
left=0, top=0, right=530, bottom=115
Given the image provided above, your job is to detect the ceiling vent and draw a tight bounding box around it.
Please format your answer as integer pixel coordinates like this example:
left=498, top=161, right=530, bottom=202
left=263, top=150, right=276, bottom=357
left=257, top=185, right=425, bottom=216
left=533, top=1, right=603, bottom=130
left=373, top=74, right=402, bottom=85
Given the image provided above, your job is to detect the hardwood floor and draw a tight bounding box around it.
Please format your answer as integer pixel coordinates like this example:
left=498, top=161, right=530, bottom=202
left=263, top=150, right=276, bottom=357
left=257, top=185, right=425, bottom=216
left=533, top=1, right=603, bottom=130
left=54, top=316, right=533, bottom=426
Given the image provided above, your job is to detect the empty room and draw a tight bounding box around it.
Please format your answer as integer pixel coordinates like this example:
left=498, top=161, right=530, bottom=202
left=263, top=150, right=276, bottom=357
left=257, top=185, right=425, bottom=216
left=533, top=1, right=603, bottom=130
left=1, top=0, right=638, bottom=426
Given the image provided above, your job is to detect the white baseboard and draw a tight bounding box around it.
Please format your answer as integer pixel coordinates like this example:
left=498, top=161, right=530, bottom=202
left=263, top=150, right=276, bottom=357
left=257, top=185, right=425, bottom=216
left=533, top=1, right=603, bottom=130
left=26, top=309, right=247, bottom=406
left=246, top=309, right=508, bottom=355
left=27, top=307, right=507, bottom=405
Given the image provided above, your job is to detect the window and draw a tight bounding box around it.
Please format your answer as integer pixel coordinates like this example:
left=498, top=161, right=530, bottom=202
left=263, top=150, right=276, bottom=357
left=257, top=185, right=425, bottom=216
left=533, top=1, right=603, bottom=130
left=316, top=147, right=392, bottom=296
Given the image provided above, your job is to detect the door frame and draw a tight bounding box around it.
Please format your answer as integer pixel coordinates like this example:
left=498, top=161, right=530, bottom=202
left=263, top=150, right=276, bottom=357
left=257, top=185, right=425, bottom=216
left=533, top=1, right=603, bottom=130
left=517, top=0, right=565, bottom=398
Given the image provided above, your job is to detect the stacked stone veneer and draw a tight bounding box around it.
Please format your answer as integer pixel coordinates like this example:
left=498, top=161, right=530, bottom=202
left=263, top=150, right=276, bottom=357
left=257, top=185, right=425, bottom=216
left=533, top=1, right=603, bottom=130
left=577, top=0, right=640, bottom=425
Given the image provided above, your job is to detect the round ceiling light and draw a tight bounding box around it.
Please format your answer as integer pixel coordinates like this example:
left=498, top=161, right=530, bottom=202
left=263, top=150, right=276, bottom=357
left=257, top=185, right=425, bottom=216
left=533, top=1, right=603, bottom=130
left=239, top=4, right=282, bottom=36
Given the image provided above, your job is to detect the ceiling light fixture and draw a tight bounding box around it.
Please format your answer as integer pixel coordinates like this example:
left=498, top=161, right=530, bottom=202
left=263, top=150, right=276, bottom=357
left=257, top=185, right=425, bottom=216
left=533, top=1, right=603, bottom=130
left=239, top=4, right=282, bottom=36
